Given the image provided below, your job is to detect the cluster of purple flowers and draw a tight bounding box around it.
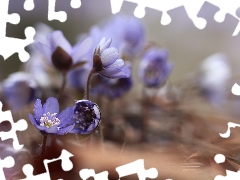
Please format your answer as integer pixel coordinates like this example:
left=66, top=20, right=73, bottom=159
left=1, top=14, right=175, bottom=135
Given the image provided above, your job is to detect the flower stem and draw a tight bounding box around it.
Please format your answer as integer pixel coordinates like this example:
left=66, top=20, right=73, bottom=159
left=85, top=69, right=104, bottom=146
left=41, top=135, right=47, bottom=160
left=86, top=70, right=94, bottom=100
left=58, top=74, right=67, bottom=101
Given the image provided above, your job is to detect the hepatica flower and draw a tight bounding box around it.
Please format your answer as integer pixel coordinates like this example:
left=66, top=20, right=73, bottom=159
left=2, top=72, right=40, bottom=111
left=29, top=97, right=75, bottom=135
left=92, top=38, right=130, bottom=79
left=139, top=47, right=173, bottom=87
left=35, top=30, right=92, bottom=74
left=70, top=100, right=101, bottom=134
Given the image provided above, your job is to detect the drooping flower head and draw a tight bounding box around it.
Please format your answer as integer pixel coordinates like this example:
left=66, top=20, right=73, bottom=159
left=28, top=97, right=75, bottom=135
left=2, top=72, right=40, bottom=111
left=70, top=100, right=101, bottom=134
left=139, top=47, right=173, bottom=87
left=35, top=30, right=92, bottom=74
left=92, top=38, right=131, bottom=79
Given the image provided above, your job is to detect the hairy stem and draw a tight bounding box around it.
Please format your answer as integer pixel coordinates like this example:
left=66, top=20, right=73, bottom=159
left=41, top=135, right=48, bottom=160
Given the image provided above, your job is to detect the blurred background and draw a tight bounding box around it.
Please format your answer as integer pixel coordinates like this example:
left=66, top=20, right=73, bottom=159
left=2, top=0, right=240, bottom=115
left=2, top=0, right=240, bottom=80
left=1, top=1, right=240, bottom=179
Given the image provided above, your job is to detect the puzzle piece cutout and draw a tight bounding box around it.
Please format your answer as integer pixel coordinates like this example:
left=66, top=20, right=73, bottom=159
left=21, top=149, right=73, bottom=180
left=232, top=83, right=240, bottom=96
left=214, top=154, right=240, bottom=180
left=79, top=159, right=158, bottom=180
left=0, top=102, right=28, bottom=150
left=0, top=0, right=35, bottom=62
left=116, top=159, right=158, bottom=180
left=23, top=0, right=81, bottom=22
left=0, top=156, right=14, bottom=180
left=0, top=0, right=83, bottom=62
left=219, top=122, right=240, bottom=138
left=110, top=0, right=240, bottom=36
left=79, top=169, right=109, bottom=180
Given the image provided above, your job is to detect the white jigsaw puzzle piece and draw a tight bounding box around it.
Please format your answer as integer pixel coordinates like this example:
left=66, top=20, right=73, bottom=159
left=116, top=159, right=158, bottom=180
left=110, top=0, right=240, bottom=35
left=71, top=0, right=81, bottom=9
left=214, top=154, right=240, bottom=180
left=110, top=0, right=206, bottom=28
left=220, top=122, right=240, bottom=138
left=0, top=0, right=35, bottom=62
left=0, top=156, right=15, bottom=180
left=48, top=0, right=67, bottom=22
left=0, top=102, right=28, bottom=150
left=24, top=0, right=35, bottom=11
left=21, top=149, right=73, bottom=180
left=24, top=0, right=82, bottom=21
left=79, top=169, right=109, bottom=180
left=206, top=0, right=240, bottom=36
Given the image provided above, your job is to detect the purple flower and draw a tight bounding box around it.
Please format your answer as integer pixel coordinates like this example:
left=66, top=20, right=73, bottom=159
left=91, top=75, right=133, bottom=99
left=92, top=38, right=131, bottom=79
left=28, top=97, right=75, bottom=135
left=2, top=72, right=40, bottom=111
left=100, top=15, right=145, bottom=57
left=139, top=47, right=173, bottom=87
left=70, top=100, right=101, bottom=134
left=35, top=30, right=92, bottom=74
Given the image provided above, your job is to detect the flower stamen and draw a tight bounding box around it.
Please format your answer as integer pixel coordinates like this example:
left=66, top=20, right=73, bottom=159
left=40, top=112, right=60, bottom=128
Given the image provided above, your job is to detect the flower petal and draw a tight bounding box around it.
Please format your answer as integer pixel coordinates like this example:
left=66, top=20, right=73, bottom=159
left=101, top=47, right=119, bottom=67
left=34, top=42, right=52, bottom=63
left=29, top=113, right=38, bottom=127
left=72, top=36, right=93, bottom=63
left=57, top=107, right=74, bottom=128
left=33, top=99, right=43, bottom=123
left=56, top=124, right=75, bottom=135
left=99, top=38, right=112, bottom=53
left=44, top=126, right=58, bottom=134
left=48, top=30, right=72, bottom=55
left=43, top=97, right=59, bottom=115
left=100, top=65, right=131, bottom=79
left=105, top=59, right=124, bottom=69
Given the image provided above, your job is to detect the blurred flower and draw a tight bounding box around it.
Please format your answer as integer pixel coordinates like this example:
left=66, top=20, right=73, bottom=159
left=70, top=100, right=101, bottom=134
left=25, top=23, right=57, bottom=88
left=28, top=97, right=75, bottom=134
left=28, top=22, right=54, bottom=52
left=35, top=30, right=92, bottom=74
left=92, top=38, right=131, bottom=78
left=199, top=53, right=231, bottom=105
left=2, top=72, right=40, bottom=111
left=91, top=75, right=133, bottom=99
left=139, top=47, right=173, bottom=87
left=91, top=63, right=133, bottom=99
left=67, top=64, right=91, bottom=90
left=102, top=15, right=145, bottom=57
